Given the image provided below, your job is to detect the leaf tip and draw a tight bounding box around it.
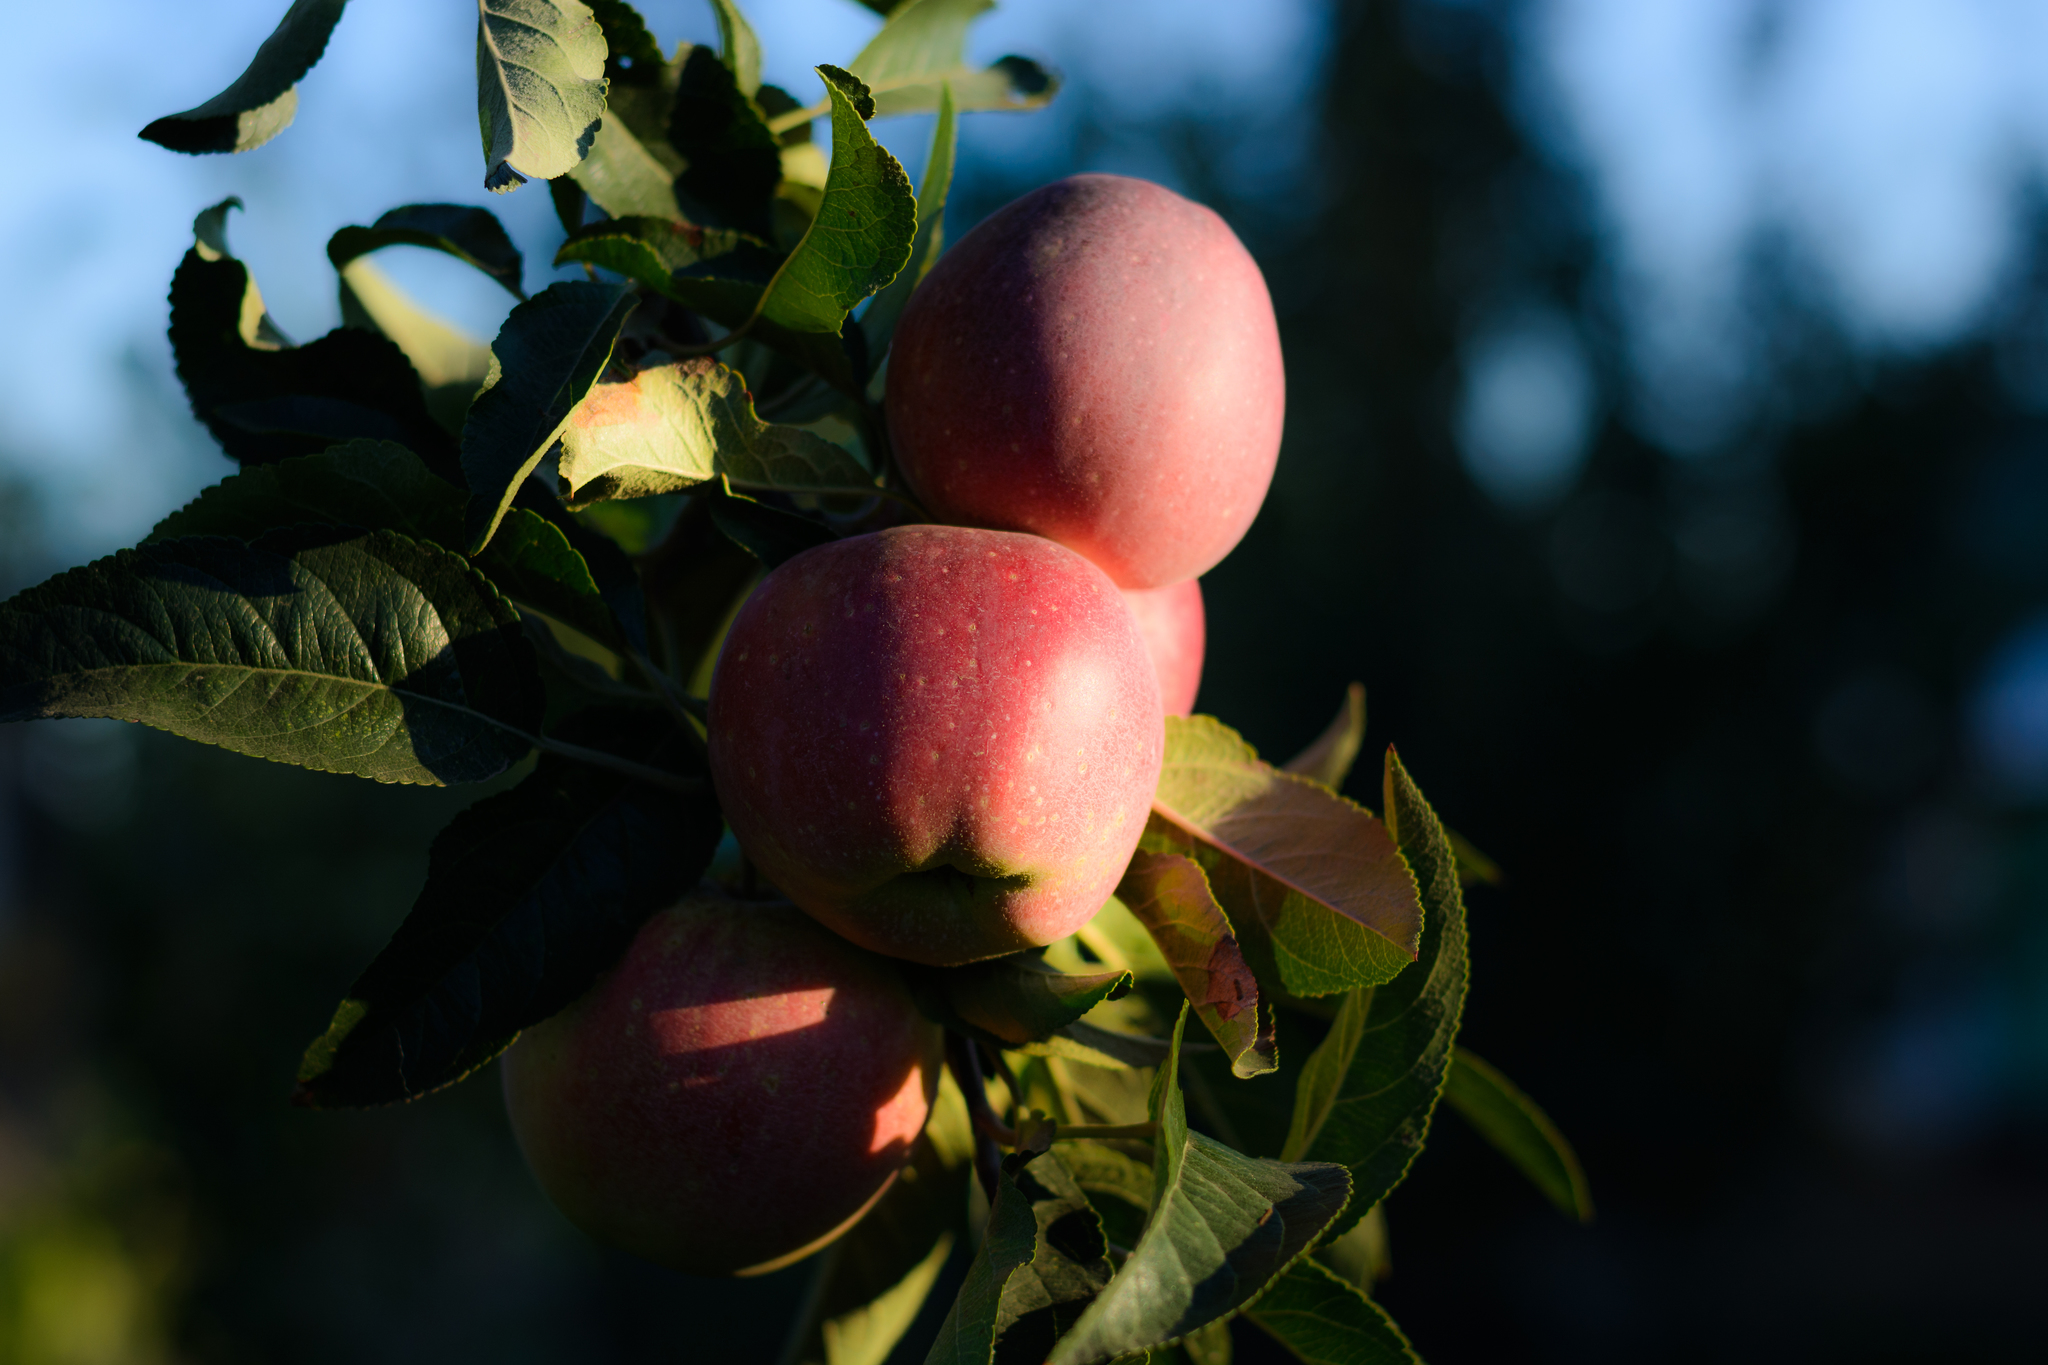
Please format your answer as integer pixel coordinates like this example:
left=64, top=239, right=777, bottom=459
left=486, top=162, right=530, bottom=194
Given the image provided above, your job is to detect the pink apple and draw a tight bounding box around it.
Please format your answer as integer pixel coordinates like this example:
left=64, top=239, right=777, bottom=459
left=706, top=524, right=1165, bottom=966
left=500, top=893, right=941, bottom=1277
left=885, top=173, right=1284, bottom=590
left=1122, top=578, right=1205, bottom=718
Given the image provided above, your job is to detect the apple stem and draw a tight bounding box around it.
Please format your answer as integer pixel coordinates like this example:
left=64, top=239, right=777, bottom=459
left=945, top=1033, right=1004, bottom=1199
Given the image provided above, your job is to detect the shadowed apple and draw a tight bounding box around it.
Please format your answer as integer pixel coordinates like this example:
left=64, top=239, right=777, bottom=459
left=1123, top=578, right=1205, bottom=717
left=501, top=893, right=941, bottom=1277
left=707, top=524, right=1165, bottom=966
left=886, top=173, right=1284, bottom=590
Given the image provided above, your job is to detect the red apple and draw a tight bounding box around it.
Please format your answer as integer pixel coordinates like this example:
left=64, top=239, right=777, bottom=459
left=885, top=173, right=1284, bottom=590
left=706, top=524, right=1165, bottom=966
left=500, top=893, right=941, bottom=1277
left=1122, top=578, right=1205, bottom=718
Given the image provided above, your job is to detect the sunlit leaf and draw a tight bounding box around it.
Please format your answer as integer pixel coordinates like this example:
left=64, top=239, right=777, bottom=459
left=707, top=0, right=763, bottom=96
left=0, top=527, right=542, bottom=786
left=1445, top=1048, right=1591, bottom=1222
left=751, top=67, right=916, bottom=336
left=327, top=204, right=526, bottom=298
left=476, top=0, right=609, bottom=192
left=171, top=200, right=460, bottom=479
left=1047, top=1008, right=1352, bottom=1365
left=1243, top=1257, right=1421, bottom=1365
left=462, top=281, right=636, bottom=552
left=1114, top=852, right=1275, bottom=1078
left=570, top=116, right=684, bottom=219
left=140, top=0, right=347, bottom=153
left=870, top=54, right=1055, bottom=120
left=1281, top=752, right=1470, bottom=1233
left=1145, top=717, right=1422, bottom=998
left=863, top=80, right=955, bottom=369
left=556, top=356, right=876, bottom=506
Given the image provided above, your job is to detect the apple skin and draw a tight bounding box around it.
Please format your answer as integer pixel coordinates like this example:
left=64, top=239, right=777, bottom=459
left=1122, top=578, right=1205, bottom=718
left=885, top=173, right=1284, bottom=590
left=707, top=524, right=1165, bottom=966
left=500, top=893, right=941, bottom=1278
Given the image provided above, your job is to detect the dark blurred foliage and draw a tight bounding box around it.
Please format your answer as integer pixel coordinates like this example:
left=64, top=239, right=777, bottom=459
left=5, top=0, right=2048, bottom=1361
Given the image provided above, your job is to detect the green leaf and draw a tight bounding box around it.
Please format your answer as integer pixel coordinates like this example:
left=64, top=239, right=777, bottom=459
left=1047, top=1008, right=1353, bottom=1365
left=849, top=0, right=989, bottom=89
left=328, top=204, right=526, bottom=298
left=1448, top=830, right=1502, bottom=888
left=150, top=441, right=627, bottom=654
left=1113, top=853, right=1276, bottom=1079
left=669, top=45, right=782, bottom=234
left=171, top=202, right=461, bottom=479
left=1283, top=683, right=1365, bottom=792
left=707, top=0, right=762, bottom=96
left=1282, top=752, right=1471, bottom=1232
left=1313, top=1204, right=1390, bottom=1291
left=556, top=355, right=877, bottom=505
left=784, top=1073, right=975, bottom=1365
left=139, top=0, right=348, bottom=153
left=336, top=260, right=494, bottom=435
left=1445, top=1048, right=1592, bottom=1222
left=569, top=116, right=684, bottom=219
left=862, top=80, right=955, bottom=369
left=476, top=0, right=610, bottom=192
left=872, top=53, right=1056, bottom=120
left=1145, top=717, right=1423, bottom=998
left=993, top=1151, right=1116, bottom=1364
left=0, top=528, right=543, bottom=786
left=922, top=1152, right=1043, bottom=1365
left=1243, top=1258, right=1422, bottom=1365
left=295, top=713, right=718, bottom=1106
left=919, top=951, right=1133, bottom=1049
left=462, top=281, right=637, bottom=552
left=586, top=0, right=662, bottom=71
left=751, top=67, right=916, bottom=337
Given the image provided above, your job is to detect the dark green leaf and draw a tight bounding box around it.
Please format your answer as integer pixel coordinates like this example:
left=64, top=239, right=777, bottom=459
left=1282, top=751, right=1470, bottom=1234
left=1283, top=683, right=1366, bottom=792
left=922, top=1151, right=1043, bottom=1365
left=1243, top=1257, right=1421, bottom=1365
left=707, top=0, right=762, bottom=97
left=462, top=281, right=636, bottom=552
left=586, top=0, right=662, bottom=71
left=477, top=0, right=610, bottom=192
left=1145, top=717, right=1422, bottom=998
left=751, top=67, right=916, bottom=337
left=862, top=80, right=955, bottom=367
left=668, top=45, right=781, bottom=234
left=1445, top=1048, right=1591, bottom=1222
left=919, top=951, right=1132, bottom=1049
left=335, top=261, right=494, bottom=436
left=1313, top=1205, right=1390, bottom=1291
left=784, top=1074, right=975, bottom=1365
left=0, top=527, right=542, bottom=785
left=548, top=175, right=590, bottom=234
left=632, top=493, right=759, bottom=682
left=295, top=709, right=716, bottom=1106
left=328, top=204, right=526, bottom=298
left=139, top=0, right=347, bottom=153
left=704, top=481, right=837, bottom=569
left=993, top=1152, right=1115, bottom=1365
left=150, top=441, right=627, bottom=654
left=556, top=355, right=877, bottom=505
left=1114, top=854, right=1276, bottom=1079
left=1048, top=1008, right=1352, bottom=1365
left=170, top=202, right=460, bottom=478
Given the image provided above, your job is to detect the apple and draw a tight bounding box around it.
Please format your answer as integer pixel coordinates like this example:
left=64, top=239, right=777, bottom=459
left=1122, top=578, right=1205, bottom=718
left=885, top=172, right=1284, bottom=590
left=706, top=524, right=1165, bottom=966
left=500, top=892, right=942, bottom=1277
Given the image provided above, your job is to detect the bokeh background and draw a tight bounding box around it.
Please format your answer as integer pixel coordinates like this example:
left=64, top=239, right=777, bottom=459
left=4, top=0, right=2047, bottom=1360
